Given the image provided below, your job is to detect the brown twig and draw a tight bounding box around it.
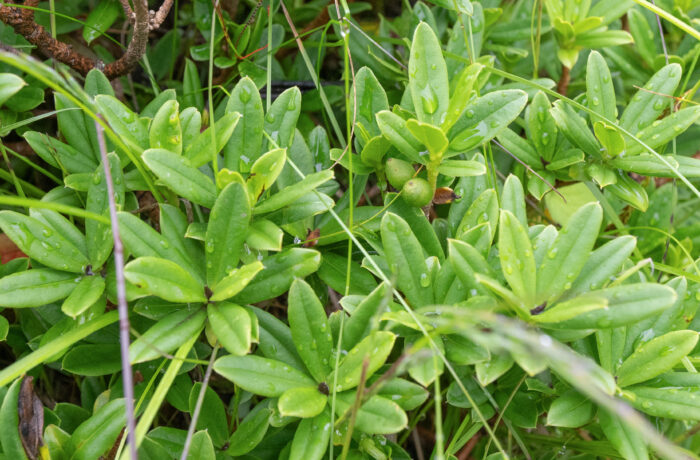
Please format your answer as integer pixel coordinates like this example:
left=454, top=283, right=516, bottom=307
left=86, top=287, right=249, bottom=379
left=0, top=0, right=155, bottom=79
left=557, top=65, right=570, bottom=96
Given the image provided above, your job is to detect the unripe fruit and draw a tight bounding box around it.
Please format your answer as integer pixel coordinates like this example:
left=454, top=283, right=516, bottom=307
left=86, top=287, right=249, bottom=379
left=385, top=158, right=415, bottom=190
left=402, top=178, right=433, bottom=207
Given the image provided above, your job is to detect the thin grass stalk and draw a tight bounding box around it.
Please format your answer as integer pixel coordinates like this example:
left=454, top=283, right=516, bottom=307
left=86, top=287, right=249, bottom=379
left=180, top=345, right=220, bottom=460
left=94, top=119, right=138, bottom=460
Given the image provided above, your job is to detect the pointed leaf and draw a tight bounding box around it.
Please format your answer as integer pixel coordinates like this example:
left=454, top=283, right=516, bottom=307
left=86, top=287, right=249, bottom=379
left=288, top=279, right=333, bottom=382
left=213, top=355, right=315, bottom=397
left=124, top=257, right=205, bottom=303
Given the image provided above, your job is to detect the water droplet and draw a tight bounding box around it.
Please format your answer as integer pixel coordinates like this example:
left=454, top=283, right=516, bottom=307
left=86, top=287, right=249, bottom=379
left=547, top=247, right=558, bottom=259
left=287, top=98, right=297, bottom=111
left=266, top=113, right=275, bottom=123
left=205, top=241, right=215, bottom=253
left=420, top=272, right=430, bottom=287
left=159, top=240, right=169, bottom=249
left=239, top=87, right=251, bottom=103
left=42, top=228, right=53, bottom=237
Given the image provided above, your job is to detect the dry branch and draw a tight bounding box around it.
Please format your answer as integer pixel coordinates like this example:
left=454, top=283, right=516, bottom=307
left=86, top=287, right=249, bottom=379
left=0, top=0, right=173, bottom=79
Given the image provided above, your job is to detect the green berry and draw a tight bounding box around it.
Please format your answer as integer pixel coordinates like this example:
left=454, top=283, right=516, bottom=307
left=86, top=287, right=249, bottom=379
left=402, top=178, right=433, bottom=207
left=385, top=158, right=415, bottom=190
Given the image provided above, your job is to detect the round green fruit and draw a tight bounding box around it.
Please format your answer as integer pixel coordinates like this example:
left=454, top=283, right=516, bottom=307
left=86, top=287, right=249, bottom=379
left=385, top=157, right=415, bottom=190
left=402, top=178, right=433, bottom=207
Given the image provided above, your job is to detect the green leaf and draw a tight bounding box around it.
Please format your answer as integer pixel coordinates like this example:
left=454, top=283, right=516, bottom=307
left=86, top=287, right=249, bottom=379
left=334, top=393, right=407, bottom=434
left=610, top=154, right=680, bottom=177
left=586, top=51, right=616, bottom=122
left=448, top=239, right=494, bottom=297
left=331, top=331, right=396, bottom=392
left=61, top=275, right=105, bottom=318
left=0, top=378, right=29, bottom=460
left=352, top=67, right=389, bottom=141
left=534, top=294, right=607, bottom=323
left=70, top=398, right=126, bottom=460
left=95, top=95, right=149, bottom=151
left=24, top=131, right=97, bottom=174
left=381, top=212, right=434, bottom=307
left=498, top=210, right=536, bottom=309
left=447, top=90, right=528, bottom=153
left=142, top=148, right=217, bottom=207
left=208, top=302, right=252, bottom=356
left=117, top=211, right=200, bottom=282
left=525, top=91, right=557, bottom=161
left=593, top=122, right=625, bottom=158
left=253, top=170, right=333, bottom=214
left=476, top=353, right=514, bottom=386
left=0, top=210, right=89, bottom=273
left=149, top=99, right=182, bottom=154
left=30, top=208, right=88, bottom=260
left=625, top=386, right=700, bottom=421
left=443, top=63, right=483, bottom=132
left=496, top=128, right=540, bottom=168
left=61, top=344, right=120, bottom=376
left=536, top=202, right=602, bottom=304
left=247, top=148, right=286, bottom=200
left=227, top=406, right=272, bottom=456
left=409, top=22, right=449, bottom=125
left=186, top=431, right=215, bottom=460
left=546, top=389, right=594, bottom=427
left=387, top=192, right=445, bottom=261
left=224, top=77, right=264, bottom=171
left=0, top=269, right=77, bottom=308
left=550, top=283, right=677, bottom=329
left=213, top=355, right=315, bottom=397
left=264, top=87, right=301, bottom=149
left=607, top=172, right=649, bottom=211
left=245, top=219, right=283, bottom=251
left=278, top=386, right=327, bottom=418
left=0, top=73, right=25, bottom=106
left=210, top=261, right=263, bottom=301
left=289, top=411, right=331, bottom=460
left=182, top=58, right=203, bottom=110
left=184, top=111, right=241, bottom=168
left=343, top=283, right=389, bottom=350
left=253, top=308, right=307, bottom=371
left=234, top=248, right=321, bottom=304
left=376, top=110, right=424, bottom=164
left=616, top=330, right=698, bottom=387
left=436, top=159, right=486, bottom=177
left=187, top=383, right=228, bottom=447
left=502, top=175, right=527, bottom=227
left=626, top=106, right=700, bottom=155
left=205, top=182, right=250, bottom=286
left=456, top=187, right=499, bottom=243
left=620, top=63, right=681, bottom=133
left=550, top=100, right=601, bottom=157
left=130, top=308, right=206, bottom=363
left=430, top=0, right=473, bottom=14
left=406, top=119, right=448, bottom=163
left=288, top=279, right=333, bottom=382
left=124, top=257, right=205, bottom=303
left=598, top=408, right=649, bottom=460
left=83, top=0, right=120, bottom=44
left=377, top=378, right=430, bottom=410
left=86, top=153, right=123, bottom=269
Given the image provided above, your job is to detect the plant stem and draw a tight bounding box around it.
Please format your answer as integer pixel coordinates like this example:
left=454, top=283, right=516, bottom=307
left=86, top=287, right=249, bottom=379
left=95, top=119, right=138, bottom=460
